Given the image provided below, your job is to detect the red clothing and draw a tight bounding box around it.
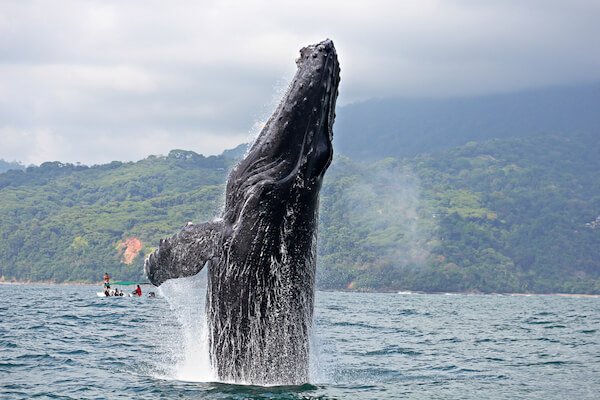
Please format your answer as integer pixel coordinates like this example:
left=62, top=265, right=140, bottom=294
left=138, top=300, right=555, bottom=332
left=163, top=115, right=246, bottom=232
left=135, top=287, right=142, bottom=296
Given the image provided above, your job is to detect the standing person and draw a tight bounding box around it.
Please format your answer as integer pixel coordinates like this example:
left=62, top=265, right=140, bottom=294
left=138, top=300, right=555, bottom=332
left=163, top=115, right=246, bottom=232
left=134, top=285, right=142, bottom=297
left=103, top=272, right=111, bottom=289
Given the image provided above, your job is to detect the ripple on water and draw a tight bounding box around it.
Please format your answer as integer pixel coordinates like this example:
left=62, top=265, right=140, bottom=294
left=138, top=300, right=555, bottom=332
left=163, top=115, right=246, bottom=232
left=0, top=362, right=28, bottom=369
left=542, top=324, right=567, bottom=329
left=58, top=349, right=89, bottom=356
left=15, top=353, right=56, bottom=361
left=331, top=321, right=380, bottom=330
left=523, top=318, right=556, bottom=325
left=363, top=345, right=422, bottom=357
left=0, top=340, right=18, bottom=349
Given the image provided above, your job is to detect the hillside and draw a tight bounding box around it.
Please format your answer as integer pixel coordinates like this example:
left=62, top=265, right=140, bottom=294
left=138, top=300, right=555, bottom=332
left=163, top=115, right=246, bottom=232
left=1, top=136, right=599, bottom=293
left=0, top=150, right=228, bottom=282
left=335, top=83, right=600, bottom=160
left=320, top=134, right=600, bottom=293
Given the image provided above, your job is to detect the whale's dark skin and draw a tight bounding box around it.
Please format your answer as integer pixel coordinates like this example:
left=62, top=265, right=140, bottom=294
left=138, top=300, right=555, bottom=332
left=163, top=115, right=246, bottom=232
left=144, top=39, right=340, bottom=385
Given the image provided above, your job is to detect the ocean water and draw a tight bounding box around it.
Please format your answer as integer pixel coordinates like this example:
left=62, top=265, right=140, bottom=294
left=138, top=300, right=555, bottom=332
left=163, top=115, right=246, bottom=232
left=1, top=282, right=599, bottom=399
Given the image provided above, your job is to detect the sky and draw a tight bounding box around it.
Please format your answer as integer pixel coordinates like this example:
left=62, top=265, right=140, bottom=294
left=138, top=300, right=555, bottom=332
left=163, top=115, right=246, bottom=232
left=1, top=0, right=599, bottom=165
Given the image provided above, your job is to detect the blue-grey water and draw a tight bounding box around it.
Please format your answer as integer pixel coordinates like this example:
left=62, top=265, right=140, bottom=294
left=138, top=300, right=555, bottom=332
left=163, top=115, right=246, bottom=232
left=1, top=282, right=599, bottom=399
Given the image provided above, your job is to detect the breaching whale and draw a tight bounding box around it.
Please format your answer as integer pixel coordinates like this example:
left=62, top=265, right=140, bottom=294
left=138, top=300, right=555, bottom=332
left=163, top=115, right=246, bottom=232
left=144, top=39, right=340, bottom=385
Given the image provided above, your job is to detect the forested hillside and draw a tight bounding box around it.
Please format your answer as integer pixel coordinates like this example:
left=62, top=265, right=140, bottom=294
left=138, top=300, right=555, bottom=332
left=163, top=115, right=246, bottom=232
left=0, top=151, right=228, bottom=282
left=1, top=136, right=599, bottom=293
left=320, top=134, right=600, bottom=293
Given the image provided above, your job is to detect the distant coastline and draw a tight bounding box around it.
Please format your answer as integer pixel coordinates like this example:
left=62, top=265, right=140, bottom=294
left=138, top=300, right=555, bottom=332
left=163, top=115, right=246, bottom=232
left=326, top=287, right=600, bottom=298
left=3, top=280, right=599, bottom=298
left=0, top=279, right=100, bottom=286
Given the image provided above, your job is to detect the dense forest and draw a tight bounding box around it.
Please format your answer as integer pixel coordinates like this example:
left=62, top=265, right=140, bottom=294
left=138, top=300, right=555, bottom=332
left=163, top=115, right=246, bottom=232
left=1, top=133, right=599, bottom=293
left=0, top=151, right=228, bottom=283
left=320, top=134, right=600, bottom=293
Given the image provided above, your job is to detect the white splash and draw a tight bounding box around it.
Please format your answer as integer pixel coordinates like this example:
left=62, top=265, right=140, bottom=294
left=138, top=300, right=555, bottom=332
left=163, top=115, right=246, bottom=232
left=155, top=268, right=330, bottom=385
left=158, top=270, right=216, bottom=382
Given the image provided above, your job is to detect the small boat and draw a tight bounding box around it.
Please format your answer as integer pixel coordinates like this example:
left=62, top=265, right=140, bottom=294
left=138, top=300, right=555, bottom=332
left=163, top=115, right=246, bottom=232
left=96, top=281, right=152, bottom=298
left=96, top=291, right=133, bottom=297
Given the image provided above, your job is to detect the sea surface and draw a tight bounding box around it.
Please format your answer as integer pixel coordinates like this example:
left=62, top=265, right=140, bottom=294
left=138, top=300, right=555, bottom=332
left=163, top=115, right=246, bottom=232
left=1, top=281, right=599, bottom=399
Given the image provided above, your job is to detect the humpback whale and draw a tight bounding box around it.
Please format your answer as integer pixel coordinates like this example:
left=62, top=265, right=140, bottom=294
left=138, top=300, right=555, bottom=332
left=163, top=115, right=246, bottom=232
left=145, top=39, right=340, bottom=385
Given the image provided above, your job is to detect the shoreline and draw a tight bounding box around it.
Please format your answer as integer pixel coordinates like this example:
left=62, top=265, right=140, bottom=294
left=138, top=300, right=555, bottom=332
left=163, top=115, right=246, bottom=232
left=2, top=281, right=599, bottom=297
left=0, top=280, right=100, bottom=286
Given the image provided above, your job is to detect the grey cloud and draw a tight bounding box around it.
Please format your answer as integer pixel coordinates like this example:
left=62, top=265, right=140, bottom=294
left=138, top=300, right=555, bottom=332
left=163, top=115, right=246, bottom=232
left=1, top=0, right=599, bottom=164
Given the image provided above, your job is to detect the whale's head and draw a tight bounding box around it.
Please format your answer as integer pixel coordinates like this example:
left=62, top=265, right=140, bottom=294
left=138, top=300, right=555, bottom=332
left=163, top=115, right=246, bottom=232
left=223, top=39, right=340, bottom=227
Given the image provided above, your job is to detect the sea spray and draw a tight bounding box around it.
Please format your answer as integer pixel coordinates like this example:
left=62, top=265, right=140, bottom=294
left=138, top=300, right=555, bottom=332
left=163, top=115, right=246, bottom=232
left=309, top=324, right=333, bottom=384
left=155, top=270, right=333, bottom=386
left=158, top=270, right=215, bottom=382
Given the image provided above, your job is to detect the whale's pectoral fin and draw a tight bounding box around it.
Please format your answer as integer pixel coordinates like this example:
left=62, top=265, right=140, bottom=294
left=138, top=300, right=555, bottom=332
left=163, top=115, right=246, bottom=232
left=144, top=220, right=224, bottom=286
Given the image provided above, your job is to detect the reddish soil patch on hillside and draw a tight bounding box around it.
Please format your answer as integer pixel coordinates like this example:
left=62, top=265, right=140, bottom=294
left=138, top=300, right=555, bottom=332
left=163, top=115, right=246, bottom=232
left=118, top=237, right=143, bottom=264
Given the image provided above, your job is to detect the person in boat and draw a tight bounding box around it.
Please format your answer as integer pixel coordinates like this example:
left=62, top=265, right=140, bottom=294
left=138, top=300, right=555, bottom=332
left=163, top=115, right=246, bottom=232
left=133, top=285, right=142, bottom=297
left=114, top=288, right=120, bottom=296
left=104, top=288, right=110, bottom=297
left=148, top=292, right=156, bottom=298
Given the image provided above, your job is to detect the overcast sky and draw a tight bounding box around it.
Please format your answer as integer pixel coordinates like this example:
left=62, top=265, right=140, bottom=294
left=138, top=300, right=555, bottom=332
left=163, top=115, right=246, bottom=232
left=1, top=0, right=599, bottom=165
